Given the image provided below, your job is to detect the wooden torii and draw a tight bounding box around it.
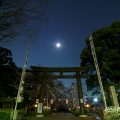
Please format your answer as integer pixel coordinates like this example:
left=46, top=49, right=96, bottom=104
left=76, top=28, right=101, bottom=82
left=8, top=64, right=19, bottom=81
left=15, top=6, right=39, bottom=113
left=31, top=66, right=92, bottom=115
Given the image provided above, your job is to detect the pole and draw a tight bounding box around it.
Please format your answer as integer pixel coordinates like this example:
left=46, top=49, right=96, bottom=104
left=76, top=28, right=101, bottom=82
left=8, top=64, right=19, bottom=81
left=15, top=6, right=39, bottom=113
left=89, top=33, right=107, bottom=109
left=12, top=39, right=31, bottom=120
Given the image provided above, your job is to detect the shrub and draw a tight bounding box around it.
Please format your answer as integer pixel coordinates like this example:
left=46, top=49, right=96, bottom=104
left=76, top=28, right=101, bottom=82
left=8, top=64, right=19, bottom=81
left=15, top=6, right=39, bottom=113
left=43, top=109, right=51, bottom=116
left=0, top=112, right=11, bottom=120
left=70, top=109, right=81, bottom=116
left=104, top=110, right=120, bottom=120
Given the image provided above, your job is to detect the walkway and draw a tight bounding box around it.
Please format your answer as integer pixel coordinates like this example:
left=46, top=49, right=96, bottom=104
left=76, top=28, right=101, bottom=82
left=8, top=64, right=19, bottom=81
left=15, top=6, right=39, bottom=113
left=23, top=113, right=81, bottom=120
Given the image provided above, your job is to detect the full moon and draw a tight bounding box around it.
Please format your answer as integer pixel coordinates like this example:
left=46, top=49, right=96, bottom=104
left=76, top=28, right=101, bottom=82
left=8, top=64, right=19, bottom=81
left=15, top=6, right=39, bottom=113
left=56, top=43, right=61, bottom=48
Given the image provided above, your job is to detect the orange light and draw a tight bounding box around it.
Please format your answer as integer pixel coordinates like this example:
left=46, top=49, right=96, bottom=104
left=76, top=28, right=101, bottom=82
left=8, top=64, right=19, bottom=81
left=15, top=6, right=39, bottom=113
left=34, top=104, right=38, bottom=107
left=85, top=104, right=90, bottom=108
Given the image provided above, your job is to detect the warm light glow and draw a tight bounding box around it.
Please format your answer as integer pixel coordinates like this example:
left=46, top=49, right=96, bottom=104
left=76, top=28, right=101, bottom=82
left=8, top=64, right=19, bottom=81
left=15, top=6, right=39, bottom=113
left=34, top=104, right=38, bottom=108
left=85, top=104, right=90, bottom=108
left=44, top=106, right=47, bottom=109
left=44, top=106, right=51, bottom=110
left=65, top=99, right=69, bottom=104
left=50, top=99, right=54, bottom=104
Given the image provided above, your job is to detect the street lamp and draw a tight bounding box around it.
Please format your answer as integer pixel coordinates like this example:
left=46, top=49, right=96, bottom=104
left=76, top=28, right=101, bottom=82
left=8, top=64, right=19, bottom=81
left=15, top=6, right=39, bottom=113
left=93, top=97, right=98, bottom=103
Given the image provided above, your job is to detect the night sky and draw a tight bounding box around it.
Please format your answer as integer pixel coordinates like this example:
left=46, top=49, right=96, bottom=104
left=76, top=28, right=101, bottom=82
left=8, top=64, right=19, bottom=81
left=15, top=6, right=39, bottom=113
left=4, top=0, right=120, bottom=87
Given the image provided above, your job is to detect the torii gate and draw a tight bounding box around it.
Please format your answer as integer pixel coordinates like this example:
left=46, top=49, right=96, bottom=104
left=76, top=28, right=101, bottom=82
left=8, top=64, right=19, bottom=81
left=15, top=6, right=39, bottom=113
left=31, top=66, right=92, bottom=116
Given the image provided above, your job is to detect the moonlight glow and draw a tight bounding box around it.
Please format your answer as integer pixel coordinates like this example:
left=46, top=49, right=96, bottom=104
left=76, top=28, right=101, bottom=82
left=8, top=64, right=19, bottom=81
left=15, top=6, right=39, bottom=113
left=56, top=43, right=61, bottom=48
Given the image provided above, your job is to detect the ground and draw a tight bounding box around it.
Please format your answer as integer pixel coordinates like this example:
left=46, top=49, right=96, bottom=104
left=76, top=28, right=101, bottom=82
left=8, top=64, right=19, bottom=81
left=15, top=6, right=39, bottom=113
left=23, top=113, right=83, bottom=120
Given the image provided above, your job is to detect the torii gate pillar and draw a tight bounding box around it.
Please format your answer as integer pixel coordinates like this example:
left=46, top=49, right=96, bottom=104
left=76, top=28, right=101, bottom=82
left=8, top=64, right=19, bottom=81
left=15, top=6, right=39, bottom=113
left=76, top=72, right=85, bottom=115
left=37, top=72, right=47, bottom=117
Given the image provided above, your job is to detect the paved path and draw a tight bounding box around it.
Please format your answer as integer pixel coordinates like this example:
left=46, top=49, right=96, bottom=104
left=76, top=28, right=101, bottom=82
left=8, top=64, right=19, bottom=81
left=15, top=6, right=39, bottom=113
left=23, top=113, right=81, bottom=120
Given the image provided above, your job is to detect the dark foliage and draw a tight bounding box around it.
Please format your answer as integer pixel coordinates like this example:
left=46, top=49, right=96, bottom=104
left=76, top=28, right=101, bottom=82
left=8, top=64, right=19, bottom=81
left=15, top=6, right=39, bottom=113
left=80, top=21, right=120, bottom=90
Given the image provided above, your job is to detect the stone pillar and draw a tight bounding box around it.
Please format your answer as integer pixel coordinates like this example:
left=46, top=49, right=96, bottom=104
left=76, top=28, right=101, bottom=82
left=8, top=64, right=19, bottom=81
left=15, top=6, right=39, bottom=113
left=76, top=72, right=85, bottom=115
left=109, top=86, right=119, bottom=107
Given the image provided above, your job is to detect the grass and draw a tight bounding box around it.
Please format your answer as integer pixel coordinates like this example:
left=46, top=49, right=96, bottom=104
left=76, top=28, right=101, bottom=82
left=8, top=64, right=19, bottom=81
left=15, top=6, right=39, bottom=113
left=0, top=111, right=11, bottom=120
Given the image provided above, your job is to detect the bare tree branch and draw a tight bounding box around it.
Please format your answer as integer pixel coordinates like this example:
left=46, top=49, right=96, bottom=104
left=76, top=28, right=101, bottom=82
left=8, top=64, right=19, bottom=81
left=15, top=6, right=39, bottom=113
left=0, top=0, right=48, bottom=43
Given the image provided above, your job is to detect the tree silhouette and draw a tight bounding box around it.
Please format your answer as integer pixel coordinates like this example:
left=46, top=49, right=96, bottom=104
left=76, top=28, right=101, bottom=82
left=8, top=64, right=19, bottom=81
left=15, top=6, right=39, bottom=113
left=80, top=21, right=120, bottom=89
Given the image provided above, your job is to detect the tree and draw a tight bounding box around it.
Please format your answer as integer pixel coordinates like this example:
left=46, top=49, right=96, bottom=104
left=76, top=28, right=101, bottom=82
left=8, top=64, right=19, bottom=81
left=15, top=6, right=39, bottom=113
left=0, top=0, right=48, bottom=44
left=0, top=47, right=19, bottom=98
left=23, top=70, right=67, bottom=108
left=0, top=47, right=13, bottom=65
left=80, top=21, right=120, bottom=90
